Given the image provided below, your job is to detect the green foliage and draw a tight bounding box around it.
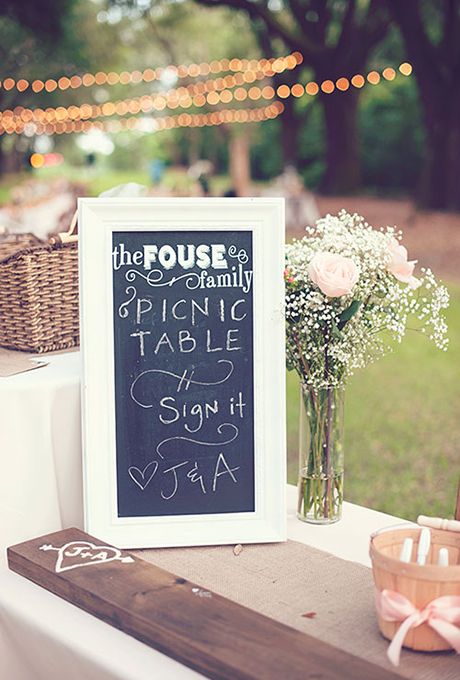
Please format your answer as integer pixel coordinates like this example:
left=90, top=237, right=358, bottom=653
left=338, top=300, right=362, bottom=330
left=296, top=103, right=326, bottom=190
left=360, top=77, right=424, bottom=193
left=0, top=0, right=120, bottom=125
left=104, top=1, right=259, bottom=64
left=250, top=119, right=283, bottom=180
left=200, top=127, right=229, bottom=174
left=249, top=73, right=424, bottom=194
left=108, top=131, right=169, bottom=170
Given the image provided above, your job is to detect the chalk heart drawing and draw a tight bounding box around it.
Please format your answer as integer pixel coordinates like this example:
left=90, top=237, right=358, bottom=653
left=39, top=541, right=134, bottom=573
left=128, top=460, right=159, bottom=490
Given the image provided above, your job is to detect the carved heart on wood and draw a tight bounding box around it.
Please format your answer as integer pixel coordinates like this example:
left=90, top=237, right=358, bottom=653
left=40, top=541, right=134, bottom=573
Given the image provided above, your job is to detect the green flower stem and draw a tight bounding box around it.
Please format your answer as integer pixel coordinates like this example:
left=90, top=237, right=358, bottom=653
left=297, top=385, right=344, bottom=524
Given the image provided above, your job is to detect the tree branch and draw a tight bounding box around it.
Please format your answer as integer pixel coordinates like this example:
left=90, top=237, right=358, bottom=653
left=286, top=0, right=310, bottom=33
left=387, top=0, right=442, bottom=84
left=351, top=2, right=389, bottom=70
left=303, top=0, right=329, bottom=43
left=194, top=0, right=311, bottom=54
left=335, top=0, right=356, bottom=51
left=144, top=11, right=177, bottom=63
left=387, top=0, right=451, bottom=122
left=253, top=17, right=273, bottom=58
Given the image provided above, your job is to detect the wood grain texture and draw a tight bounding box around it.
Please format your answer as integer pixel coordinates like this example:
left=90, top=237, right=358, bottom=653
left=8, top=527, right=401, bottom=680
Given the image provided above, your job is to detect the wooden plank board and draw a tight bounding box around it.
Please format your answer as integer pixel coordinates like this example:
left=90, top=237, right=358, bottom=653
left=7, top=527, right=400, bottom=680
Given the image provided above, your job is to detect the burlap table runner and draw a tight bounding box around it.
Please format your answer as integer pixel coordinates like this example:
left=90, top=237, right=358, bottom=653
left=134, top=540, right=458, bottom=680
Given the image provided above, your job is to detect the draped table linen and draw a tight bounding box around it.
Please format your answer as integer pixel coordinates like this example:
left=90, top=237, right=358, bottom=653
left=0, top=351, right=406, bottom=680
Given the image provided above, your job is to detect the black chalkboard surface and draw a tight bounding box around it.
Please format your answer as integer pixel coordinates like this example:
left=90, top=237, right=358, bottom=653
left=112, top=230, right=255, bottom=518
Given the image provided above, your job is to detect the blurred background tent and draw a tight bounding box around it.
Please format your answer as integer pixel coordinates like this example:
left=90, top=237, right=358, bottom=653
left=0, top=0, right=458, bottom=519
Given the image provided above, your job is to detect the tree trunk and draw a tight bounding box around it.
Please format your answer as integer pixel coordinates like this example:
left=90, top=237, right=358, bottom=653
left=280, top=94, right=302, bottom=170
left=187, top=127, right=200, bottom=166
left=210, top=126, right=225, bottom=173
left=271, top=70, right=302, bottom=171
left=2, top=144, right=22, bottom=174
left=386, top=0, right=460, bottom=210
left=320, top=87, right=361, bottom=194
left=418, top=90, right=460, bottom=211
left=229, top=130, right=251, bottom=197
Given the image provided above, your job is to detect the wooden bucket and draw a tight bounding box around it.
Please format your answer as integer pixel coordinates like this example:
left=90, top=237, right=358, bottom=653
left=370, top=526, right=460, bottom=651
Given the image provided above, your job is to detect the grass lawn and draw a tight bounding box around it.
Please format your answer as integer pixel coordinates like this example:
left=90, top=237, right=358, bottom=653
left=0, top=166, right=234, bottom=204
left=287, top=283, right=460, bottom=521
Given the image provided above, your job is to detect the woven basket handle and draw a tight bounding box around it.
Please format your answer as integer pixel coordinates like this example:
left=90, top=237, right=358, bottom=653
left=57, top=209, right=78, bottom=244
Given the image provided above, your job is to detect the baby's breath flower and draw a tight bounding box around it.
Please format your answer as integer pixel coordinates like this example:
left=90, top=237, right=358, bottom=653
left=285, top=211, right=449, bottom=389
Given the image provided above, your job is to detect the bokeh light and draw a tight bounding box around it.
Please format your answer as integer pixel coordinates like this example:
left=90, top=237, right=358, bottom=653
left=399, top=62, right=413, bottom=76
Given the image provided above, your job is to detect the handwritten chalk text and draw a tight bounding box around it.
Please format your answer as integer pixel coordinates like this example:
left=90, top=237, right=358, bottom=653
left=113, top=242, right=228, bottom=271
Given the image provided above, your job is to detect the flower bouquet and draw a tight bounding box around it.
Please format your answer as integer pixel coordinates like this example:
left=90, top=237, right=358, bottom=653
left=285, top=211, right=449, bottom=524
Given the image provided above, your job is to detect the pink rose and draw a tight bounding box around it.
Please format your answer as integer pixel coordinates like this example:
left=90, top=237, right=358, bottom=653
left=284, top=267, right=295, bottom=284
left=387, top=237, right=420, bottom=288
left=308, top=251, right=359, bottom=298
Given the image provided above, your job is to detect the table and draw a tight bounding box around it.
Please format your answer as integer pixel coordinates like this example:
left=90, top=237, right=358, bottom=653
left=0, top=352, right=82, bottom=552
left=0, top=352, right=403, bottom=680
left=0, top=489, right=403, bottom=680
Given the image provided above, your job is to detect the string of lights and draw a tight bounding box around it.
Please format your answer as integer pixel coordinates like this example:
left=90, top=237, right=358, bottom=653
left=0, top=53, right=302, bottom=95
left=0, top=102, right=284, bottom=137
left=0, top=62, right=292, bottom=124
left=0, top=63, right=412, bottom=136
left=0, top=62, right=413, bottom=132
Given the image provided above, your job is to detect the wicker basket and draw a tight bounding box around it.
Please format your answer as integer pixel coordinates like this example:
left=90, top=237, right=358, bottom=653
left=0, top=233, right=41, bottom=259
left=0, top=221, right=79, bottom=354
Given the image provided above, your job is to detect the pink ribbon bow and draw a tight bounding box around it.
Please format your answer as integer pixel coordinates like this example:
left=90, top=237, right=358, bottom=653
left=376, top=589, right=460, bottom=666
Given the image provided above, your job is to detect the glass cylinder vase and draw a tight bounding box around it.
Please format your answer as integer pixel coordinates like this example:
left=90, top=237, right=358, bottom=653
left=297, top=384, right=344, bottom=524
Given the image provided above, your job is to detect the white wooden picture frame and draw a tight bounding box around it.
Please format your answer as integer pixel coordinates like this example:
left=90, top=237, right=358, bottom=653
left=79, top=197, right=286, bottom=548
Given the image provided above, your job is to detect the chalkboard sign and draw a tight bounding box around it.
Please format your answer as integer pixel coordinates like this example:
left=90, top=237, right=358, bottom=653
left=80, top=198, right=285, bottom=548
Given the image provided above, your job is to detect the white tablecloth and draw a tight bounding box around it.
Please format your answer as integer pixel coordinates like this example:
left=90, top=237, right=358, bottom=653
left=0, top=352, right=402, bottom=680
left=0, top=352, right=83, bottom=553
